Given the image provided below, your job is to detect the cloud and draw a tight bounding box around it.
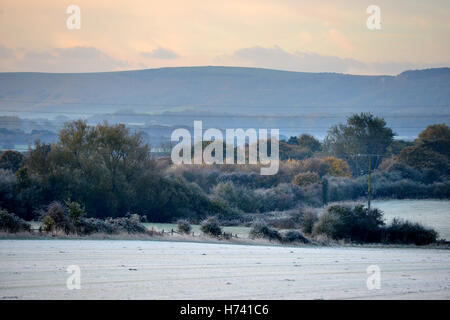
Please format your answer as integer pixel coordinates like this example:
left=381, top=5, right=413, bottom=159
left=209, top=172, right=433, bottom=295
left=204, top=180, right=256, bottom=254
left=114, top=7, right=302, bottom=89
left=215, top=45, right=364, bottom=73
left=0, top=45, right=14, bottom=59
left=15, top=46, right=128, bottom=72
left=215, top=45, right=447, bottom=75
left=141, top=47, right=179, bottom=59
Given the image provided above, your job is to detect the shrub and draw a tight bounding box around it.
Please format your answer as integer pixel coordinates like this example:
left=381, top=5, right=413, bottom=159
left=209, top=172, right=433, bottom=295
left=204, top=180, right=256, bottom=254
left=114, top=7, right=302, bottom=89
left=388, top=162, right=422, bottom=181
left=168, top=165, right=221, bottom=192
left=383, top=218, right=438, bottom=245
left=211, top=182, right=260, bottom=213
left=279, top=142, right=313, bottom=160
left=42, top=215, right=55, bottom=232
left=0, top=150, right=24, bottom=172
left=76, top=218, right=119, bottom=235
left=297, top=134, right=322, bottom=152
left=300, top=210, right=319, bottom=234
left=256, top=183, right=300, bottom=212
left=177, top=219, right=192, bottom=234
left=266, top=216, right=297, bottom=229
left=422, top=168, right=440, bottom=184
left=323, top=157, right=352, bottom=177
left=0, top=208, right=31, bottom=233
left=66, top=200, right=86, bottom=223
left=217, top=171, right=264, bottom=188
left=313, top=204, right=384, bottom=243
left=40, top=201, right=75, bottom=234
left=398, top=145, right=449, bottom=175
left=281, top=230, right=309, bottom=243
left=292, top=172, right=319, bottom=187
left=39, top=201, right=148, bottom=235
left=109, top=214, right=147, bottom=234
left=326, top=176, right=365, bottom=202
left=249, top=221, right=282, bottom=241
left=77, top=215, right=147, bottom=235
left=200, top=217, right=222, bottom=237
left=0, top=169, right=17, bottom=210
left=298, top=158, right=330, bottom=177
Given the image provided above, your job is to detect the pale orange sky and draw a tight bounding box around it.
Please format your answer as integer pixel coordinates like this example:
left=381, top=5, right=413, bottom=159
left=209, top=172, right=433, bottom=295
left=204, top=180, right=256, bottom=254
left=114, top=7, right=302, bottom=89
left=0, top=0, right=449, bottom=74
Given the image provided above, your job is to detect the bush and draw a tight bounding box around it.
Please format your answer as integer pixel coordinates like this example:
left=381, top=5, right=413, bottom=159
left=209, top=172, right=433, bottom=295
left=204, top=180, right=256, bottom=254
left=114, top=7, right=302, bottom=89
left=41, top=215, right=55, bottom=232
left=281, top=230, right=309, bottom=243
left=256, top=183, right=300, bottom=212
left=211, top=182, right=260, bottom=213
left=0, top=208, right=31, bottom=233
left=398, top=145, right=449, bottom=175
left=313, top=204, right=384, bottom=243
left=266, top=216, right=297, bottom=229
left=39, top=201, right=75, bottom=234
left=0, top=169, right=17, bottom=211
left=300, top=210, right=319, bottom=234
left=322, top=157, right=352, bottom=177
left=76, top=217, right=119, bottom=235
left=177, top=219, right=192, bottom=234
left=383, top=218, right=438, bottom=245
left=388, top=162, right=422, bottom=182
left=38, top=201, right=148, bottom=235
left=66, top=200, right=86, bottom=223
left=76, top=215, right=148, bottom=235
left=200, top=217, right=222, bottom=237
left=109, top=214, right=147, bottom=234
left=0, top=150, right=24, bottom=172
left=249, top=221, right=282, bottom=241
left=292, top=172, right=319, bottom=187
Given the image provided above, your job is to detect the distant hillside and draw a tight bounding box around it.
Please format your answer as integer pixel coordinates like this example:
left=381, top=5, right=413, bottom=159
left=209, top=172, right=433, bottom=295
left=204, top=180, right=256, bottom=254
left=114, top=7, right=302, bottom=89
left=0, top=66, right=449, bottom=139
left=0, top=66, right=449, bottom=111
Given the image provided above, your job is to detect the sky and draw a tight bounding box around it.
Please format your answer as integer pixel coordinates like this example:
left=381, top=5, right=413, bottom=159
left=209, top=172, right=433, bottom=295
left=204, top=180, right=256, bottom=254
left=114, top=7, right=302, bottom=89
left=0, top=0, right=449, bottom=75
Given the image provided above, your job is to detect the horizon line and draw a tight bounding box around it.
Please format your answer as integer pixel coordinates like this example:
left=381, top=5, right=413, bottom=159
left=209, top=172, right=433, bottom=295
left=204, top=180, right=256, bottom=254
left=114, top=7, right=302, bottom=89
left=1, top=65, right=449, bottom=77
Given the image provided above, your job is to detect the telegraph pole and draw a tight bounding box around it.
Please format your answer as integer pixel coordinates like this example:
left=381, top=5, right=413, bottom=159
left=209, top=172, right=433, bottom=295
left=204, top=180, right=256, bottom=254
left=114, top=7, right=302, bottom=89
left=368, top=156, right=371, bottom=210
left=353, top=154, right=380, bottom=210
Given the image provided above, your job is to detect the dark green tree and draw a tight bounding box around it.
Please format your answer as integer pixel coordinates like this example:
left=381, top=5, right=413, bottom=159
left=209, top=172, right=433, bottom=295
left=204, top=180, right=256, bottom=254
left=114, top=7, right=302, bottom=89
left=0, top=150, right=24, bottom=172
left=324, top=113, right=394, bottom=176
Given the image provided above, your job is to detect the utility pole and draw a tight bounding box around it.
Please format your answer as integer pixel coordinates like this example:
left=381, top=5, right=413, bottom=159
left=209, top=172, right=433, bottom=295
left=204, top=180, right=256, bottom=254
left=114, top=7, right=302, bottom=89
left=353, top=154, right=379, bottom=210
left=368, top=156, right=371, bottom=210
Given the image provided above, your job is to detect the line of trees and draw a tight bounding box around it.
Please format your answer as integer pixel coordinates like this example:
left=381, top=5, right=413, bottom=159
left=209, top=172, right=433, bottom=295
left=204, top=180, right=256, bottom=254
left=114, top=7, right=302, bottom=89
left=0, top=120, right=223, bottom=221
left=0, top=114, right=449, bottom=223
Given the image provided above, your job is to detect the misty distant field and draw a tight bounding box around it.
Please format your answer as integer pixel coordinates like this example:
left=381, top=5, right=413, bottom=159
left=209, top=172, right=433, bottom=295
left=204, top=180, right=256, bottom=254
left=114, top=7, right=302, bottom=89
left=372, top=200, right=450, bottom=240
left=0, top=240, right=449, bottom=300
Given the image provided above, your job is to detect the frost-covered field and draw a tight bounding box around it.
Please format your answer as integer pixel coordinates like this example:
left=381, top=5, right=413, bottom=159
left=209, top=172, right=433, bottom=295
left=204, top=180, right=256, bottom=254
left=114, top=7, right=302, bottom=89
left=0, top=240, right=449, bottom=300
